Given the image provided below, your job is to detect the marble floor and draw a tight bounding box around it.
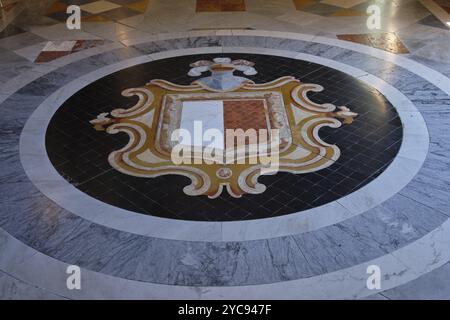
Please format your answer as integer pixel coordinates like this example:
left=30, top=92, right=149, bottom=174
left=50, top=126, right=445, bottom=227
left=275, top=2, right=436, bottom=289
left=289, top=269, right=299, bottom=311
left=1, top=0, right=450, bottom=300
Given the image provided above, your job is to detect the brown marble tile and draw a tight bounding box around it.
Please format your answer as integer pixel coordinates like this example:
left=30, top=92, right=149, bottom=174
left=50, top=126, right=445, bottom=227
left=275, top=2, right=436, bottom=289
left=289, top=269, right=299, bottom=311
left=224, top=100, right=267, bottom=131
left=337, top=34, right=371, bottom=46
left=292, top=0, right=315, bottom=11
left=196, top=0, right=246, bottom=12
left=367, top=32, right=409, bottom=54
left=337, top=33, right=409, bottom=54
left=46, top=1, right=67, bottom=15
left=127, top=0, right=150, bottom=13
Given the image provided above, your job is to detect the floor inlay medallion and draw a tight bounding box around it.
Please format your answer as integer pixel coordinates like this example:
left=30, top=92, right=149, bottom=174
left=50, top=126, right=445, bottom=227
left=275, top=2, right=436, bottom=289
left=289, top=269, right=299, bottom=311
left=45, top=53, right=403, bottom=221
left=89, top=57, right=358, bottom=199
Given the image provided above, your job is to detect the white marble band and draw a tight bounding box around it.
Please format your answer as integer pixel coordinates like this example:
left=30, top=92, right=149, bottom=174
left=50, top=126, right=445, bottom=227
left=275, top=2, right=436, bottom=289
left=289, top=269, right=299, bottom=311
left=2, top=214, right=450, bottom=299
left=5, top=30, right=450, bottom=299
left=20, top=43, right=428, bottom=242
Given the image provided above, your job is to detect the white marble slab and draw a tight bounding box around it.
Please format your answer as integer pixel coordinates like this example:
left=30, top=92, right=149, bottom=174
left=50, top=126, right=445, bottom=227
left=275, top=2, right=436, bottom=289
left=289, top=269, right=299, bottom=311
left=180, top=100, right=224, bottom=149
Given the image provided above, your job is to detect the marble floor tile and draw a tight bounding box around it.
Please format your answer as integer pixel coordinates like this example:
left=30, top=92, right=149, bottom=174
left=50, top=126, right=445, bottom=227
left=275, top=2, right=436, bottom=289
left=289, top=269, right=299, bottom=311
left=301, top=2, right=342, bottom=16
left=0, top=270, right=64, bottom=300
left=80, top=0, right=121, bottom=15
left=196, top=0, right=246, bottom=12
left=77, top=21, right=134, bottom=40
left=1, top=0, right=450, bottom=301
left=42, top=40, right=77, bottom=52
left=337, top=32, right=410, bottom=54
left=292, top=0, right=316, bottom=10
left=0, top=24, right=25, bottom=39
left=13, top=42, right=48, bottom=62
left=28, top=23, right=102, bottom=41
left=417, top=14, right=450, bottom=29
left=101, top=6, right=141, bottom=20
left=329, top=8, right=367, bottom=16
left=0, top=31, right=45, bottom=51
left=320, top=0, right=366, bottom=9
left=45, top=1, right=69, bottom=16
left=126, top=0, right=150, bottom=13
left=380, top=262, right=450, bottom=299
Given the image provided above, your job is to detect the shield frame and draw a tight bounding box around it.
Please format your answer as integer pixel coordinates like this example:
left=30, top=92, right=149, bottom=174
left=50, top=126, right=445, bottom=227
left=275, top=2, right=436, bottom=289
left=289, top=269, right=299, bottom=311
left=90, top=73, right=357, bottom=198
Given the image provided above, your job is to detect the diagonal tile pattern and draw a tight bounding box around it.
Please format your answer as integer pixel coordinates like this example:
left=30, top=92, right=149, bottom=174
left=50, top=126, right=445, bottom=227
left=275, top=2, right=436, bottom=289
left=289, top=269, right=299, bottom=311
left=34, top=39, right=105, bottom=62
left=79, top=0, right=121, bottom=14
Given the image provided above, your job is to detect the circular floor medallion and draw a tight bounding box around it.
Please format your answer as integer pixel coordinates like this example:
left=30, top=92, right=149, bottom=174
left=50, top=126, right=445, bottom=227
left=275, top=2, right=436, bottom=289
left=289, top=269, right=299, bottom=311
left=45, top=53, right=403, bottom=221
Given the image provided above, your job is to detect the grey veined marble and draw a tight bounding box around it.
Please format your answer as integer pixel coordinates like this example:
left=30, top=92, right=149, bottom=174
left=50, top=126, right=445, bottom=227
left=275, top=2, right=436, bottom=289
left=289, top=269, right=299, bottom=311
left=0, top=34, right=448, bottom=287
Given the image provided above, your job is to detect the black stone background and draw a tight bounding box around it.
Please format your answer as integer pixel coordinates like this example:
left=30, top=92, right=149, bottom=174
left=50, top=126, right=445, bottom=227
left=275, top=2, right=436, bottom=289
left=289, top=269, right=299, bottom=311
left=45, top=54, right=403, bottom=221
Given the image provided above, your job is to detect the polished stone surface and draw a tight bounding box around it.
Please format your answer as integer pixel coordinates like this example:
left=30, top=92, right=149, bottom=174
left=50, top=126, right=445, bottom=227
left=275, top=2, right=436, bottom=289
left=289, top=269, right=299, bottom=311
left=0, top=0, right=449, bottom=299
left=44, top=53, right=402, bottom=221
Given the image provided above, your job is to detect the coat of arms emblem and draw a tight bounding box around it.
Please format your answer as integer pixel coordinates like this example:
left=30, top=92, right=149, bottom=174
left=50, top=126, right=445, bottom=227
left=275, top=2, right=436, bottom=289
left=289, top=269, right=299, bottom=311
left=90, top=57, right=357, bottom=198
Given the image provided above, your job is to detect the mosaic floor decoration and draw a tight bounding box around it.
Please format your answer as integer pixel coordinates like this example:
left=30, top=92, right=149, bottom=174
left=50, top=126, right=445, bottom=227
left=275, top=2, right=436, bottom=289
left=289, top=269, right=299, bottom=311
left=89, top=57, right=357, bottom=199
left=46, top=53, right=402, bottom=221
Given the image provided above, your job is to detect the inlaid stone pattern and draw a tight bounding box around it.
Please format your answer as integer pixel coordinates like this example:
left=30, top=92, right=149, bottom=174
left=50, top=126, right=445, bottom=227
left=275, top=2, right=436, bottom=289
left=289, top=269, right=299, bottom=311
left=223, top=99, right=267, bottom=131
left=45, top=53, right=403, bottom=221
left=45, top=0, right=149, bottom=23
left=337, top=33, right=410, bottom=54
left=34, top=40, right=106, bottom=63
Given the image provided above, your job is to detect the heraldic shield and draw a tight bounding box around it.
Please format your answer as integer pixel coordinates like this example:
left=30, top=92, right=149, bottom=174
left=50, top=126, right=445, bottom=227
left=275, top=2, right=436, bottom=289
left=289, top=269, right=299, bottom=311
left=90, top=57, right=357, bottom=198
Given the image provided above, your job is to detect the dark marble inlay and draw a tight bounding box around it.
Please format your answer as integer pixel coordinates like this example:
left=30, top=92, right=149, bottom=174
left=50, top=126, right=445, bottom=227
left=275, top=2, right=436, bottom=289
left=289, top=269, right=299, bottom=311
left=0, top=36, right=447, bottom=286
left=45, top=53, right=403, bottom=221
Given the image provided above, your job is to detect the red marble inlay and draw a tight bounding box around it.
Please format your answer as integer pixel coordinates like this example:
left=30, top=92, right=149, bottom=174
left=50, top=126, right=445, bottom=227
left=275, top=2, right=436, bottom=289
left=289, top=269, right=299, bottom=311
left=35, top=51, right=71, bottom=63
left=223, top=99, right=267, bottom=131
left=441, top=6, right=450, bottom=14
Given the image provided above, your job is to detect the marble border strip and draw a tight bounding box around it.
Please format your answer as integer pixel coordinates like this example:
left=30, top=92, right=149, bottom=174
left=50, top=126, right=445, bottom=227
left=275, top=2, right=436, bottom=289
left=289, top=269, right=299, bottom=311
left=122, top=29, right=450, bottom=95
left=1, top=213, right=450, bottom=299
left=20, top=45, right=429, bottom=242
